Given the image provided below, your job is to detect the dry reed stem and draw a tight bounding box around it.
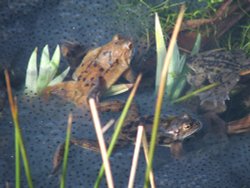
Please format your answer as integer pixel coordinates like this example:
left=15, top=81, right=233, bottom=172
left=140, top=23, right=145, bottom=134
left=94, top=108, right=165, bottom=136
left=227, top=115, right=250, bottom=134
left=4, top=70, right=17, bottom=116
left=142, top=127, right=156, bottom=188
left=240, top=69, right=250, bottom=76
left=89, top=98, right=114, bottom=188
left=94, top=74, right=142, bottom=188
left=5, top=70, right=34, bottom=188
left=102, top=119, right=115, bottom=134
left=145, top=5, right=185, bottom=187
left=128, top=126, right=144, bottom=188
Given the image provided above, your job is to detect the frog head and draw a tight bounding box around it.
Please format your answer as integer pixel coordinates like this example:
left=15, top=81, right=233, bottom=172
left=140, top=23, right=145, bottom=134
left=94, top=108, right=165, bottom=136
left=164, top=113, right=202, bottom=141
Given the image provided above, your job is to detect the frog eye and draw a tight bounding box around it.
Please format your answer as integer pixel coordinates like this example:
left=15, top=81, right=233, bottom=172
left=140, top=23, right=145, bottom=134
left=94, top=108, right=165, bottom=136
left=112, top=35, right=120, bottom=41
left=183, top=123, right=192, bottom=130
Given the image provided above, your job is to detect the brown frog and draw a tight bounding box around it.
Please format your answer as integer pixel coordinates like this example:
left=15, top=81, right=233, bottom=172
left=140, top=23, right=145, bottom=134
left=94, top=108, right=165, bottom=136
left=44, top=35, right=134, bottom=109
left=52, top=108, right=202, bottom=174
left=186, top=49, right=250, bottom=112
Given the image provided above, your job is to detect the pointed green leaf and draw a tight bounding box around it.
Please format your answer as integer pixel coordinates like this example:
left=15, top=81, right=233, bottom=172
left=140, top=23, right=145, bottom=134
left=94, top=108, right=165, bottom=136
left=155, top=13, right=167, bottom=92
left=49, top=45, right=61, bottom=79
left=48, top=67, right=70, bottom=86
left=166, top=41, right=186, bottom=100
left=191, top=33, right=201, bottom=56
left=155, top=13, right=187, bottom=100
left=25, top=47, right=38, bottom=92
left=102, top=84, right=133, bottom=97
left=37, top=45, right=51, bottom=93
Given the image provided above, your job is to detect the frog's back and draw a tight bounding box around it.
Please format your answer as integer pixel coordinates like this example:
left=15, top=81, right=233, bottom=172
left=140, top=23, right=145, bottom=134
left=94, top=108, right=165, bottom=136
left=187, top=49, right=243, bottom=74
left=186, top=49, right=250, bottom=112
left=72, top=35, right=133, bottom=89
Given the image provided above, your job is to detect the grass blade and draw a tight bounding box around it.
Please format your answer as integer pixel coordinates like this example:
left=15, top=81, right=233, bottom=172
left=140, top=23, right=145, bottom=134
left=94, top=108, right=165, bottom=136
left=6, top=69, right=21, bottom=188
left=102, top=84, right=134, bottom=97
left=144, top=5, right=185, bottom=188
left=94, top=74, right=142, bottom=188
left=25, top=47, right=38, bottom=93
left=173, top=82, right=219, bottom=104
left=141, top=129, right=155, bottom=188
left=60, top=113, right=73, bottom=188
left=15, top=119, right=21, bottom=188
left=5, top=70, right=34, bottom=188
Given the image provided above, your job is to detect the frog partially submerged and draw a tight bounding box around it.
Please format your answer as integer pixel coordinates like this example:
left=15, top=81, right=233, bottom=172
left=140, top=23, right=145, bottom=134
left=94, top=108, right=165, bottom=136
left=44, top=35, right=134, bottom=110
left=186, top=49, right=250, bottom=112
left=52, top=110, right=202, bottom=174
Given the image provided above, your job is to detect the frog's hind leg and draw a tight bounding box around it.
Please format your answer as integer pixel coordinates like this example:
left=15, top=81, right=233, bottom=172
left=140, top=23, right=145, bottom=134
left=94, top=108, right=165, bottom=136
left=97, top=100, right=126, bottom=112
left=43, top=81, right=88, bottom=106
left=51, top=138, right=100, bottom=175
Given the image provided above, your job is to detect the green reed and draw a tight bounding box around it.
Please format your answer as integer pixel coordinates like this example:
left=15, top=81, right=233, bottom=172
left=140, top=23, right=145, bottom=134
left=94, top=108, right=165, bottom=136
left=144, top=5, right=185, bottom=188
left=173, top=82, right=219, bottom=104
left=5, top=70, right=34, bottom=188
left=60, top=113, right=73, bottom=188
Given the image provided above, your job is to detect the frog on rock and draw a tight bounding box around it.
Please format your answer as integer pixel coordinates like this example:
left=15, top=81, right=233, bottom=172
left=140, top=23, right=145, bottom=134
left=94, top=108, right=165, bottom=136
left=43, top=35, right=134, bottom=109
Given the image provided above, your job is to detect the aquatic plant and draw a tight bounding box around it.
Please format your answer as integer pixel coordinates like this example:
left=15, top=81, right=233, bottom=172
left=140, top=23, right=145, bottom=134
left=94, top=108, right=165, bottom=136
left=94, top=74, right=142, bottom=188
left=25, top=45, right=70, bottom=94
left=155, top=13, right=218, bottom=105
left=155, top=13, right=186, bottom=101
left=140, top=0, right=223, bottom=31
left=145, top=5, right=186, bottom=188
left=5, top=70, right=34, bottom=188
left=155, top=13, right=203, bottom=102
left=60, top=113, right=73, bottom=188
left=103, top=83, right=133, bottom=97
left=240, top=23, right=250, bottom=55
left=225, top=21, right=250, bottom=56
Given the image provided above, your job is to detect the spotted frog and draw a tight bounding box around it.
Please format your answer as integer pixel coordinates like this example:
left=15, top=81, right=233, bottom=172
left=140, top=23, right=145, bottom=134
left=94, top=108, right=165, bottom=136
left=186, top=49, right=250, bottom=112
left=52, top=109, right=202, bottom=173
left=117, top=113, right=201, bottom=152
left=44, top=35, right=134, bottom=109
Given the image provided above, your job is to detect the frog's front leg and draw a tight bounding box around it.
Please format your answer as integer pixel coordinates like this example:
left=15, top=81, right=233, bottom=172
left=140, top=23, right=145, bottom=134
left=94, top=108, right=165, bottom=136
left=87, top=76, right=133, bottom=112
left=122, top=68, right=135, bottom=83
left=51, top=138, right=100, bottom=174
left=169, top=141, right=183, bottom=159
